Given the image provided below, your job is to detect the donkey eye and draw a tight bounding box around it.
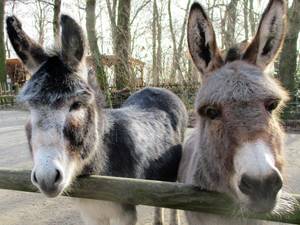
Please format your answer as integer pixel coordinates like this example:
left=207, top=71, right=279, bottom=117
left=265, top=99, right=279, bottom=113
left=70, top=102, right=82, bottom=111
left=199, top=106, right=221, bottom=120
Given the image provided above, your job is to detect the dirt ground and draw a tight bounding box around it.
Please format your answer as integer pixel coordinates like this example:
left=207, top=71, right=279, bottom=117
left=0, top=110, right=299, bottom=225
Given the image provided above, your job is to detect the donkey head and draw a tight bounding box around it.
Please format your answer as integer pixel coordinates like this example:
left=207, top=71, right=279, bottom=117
left=188, top=0, right=288, bottom=212
left=7, top=15, right=102, bottom=197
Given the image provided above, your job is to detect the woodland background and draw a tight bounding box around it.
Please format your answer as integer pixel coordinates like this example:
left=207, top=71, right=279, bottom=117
left=0, top=0, right=299, bottom=112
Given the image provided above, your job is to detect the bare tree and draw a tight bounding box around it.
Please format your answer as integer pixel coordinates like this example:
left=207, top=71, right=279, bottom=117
left=152, top=0, right=158, bottom=85
left=106, top=0, right=132, bottom=89
left=249, top=0, right=256, bottom=36
left=114, top=0, right=132, bottom=89
left=243, top=0, right=249, bottom=40
left=278, top=0, right=300, bottom=96
left=0, top=0, right=6, bottom=83
left=34, top=0, right=50, bottom=46
left=86, top=0, right=108, bottom=90
left=53, top=0, right=61, bottom=41
left=168, top=0, right=190, bottom=84
left=106, top=0, right=118, bottom=53
left=223, top=0, right=238, bottom=49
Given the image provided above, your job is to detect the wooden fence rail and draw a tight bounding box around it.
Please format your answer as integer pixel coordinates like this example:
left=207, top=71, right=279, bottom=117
left=0, top=168, right=299, bottom=224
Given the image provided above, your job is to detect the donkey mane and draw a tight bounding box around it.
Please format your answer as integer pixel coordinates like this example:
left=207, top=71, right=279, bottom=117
left=18, top=54, right=105, bottom=108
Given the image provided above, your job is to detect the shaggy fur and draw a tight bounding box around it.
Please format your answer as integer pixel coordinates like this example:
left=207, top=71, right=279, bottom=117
left=178, top=1, right=297, bottom=225
left=7, top=15, right=188, bottom=225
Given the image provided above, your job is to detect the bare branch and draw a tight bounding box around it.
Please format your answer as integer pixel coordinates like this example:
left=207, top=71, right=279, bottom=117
left=130, top=0, right=151, bottom=26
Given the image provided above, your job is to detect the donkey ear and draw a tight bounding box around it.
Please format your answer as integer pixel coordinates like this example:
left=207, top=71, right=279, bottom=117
left=6, top=16, right=48, bottom=73
left=187, top=3, right=223, bottom=77
left=60, top=15, right=86, bottom=67
left=242, top=0, right=287, bottom=69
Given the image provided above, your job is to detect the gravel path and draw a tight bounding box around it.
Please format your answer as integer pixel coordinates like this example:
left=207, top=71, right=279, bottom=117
left=0, top=110, right=299, bottom=225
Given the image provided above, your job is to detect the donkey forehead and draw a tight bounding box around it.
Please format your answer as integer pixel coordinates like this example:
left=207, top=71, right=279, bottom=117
left=18, top=56, right=91, bottom=107
left=196, top=61, right=288, bottom=107
left=31, top=107, right=67, bottom=129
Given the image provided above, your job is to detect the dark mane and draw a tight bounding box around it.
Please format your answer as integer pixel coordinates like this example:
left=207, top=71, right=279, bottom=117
left=225, top=40, right=249, bottom=63
left=18, top=55, right=90, bottom=107
left=225, top=47, right=242, bottom=63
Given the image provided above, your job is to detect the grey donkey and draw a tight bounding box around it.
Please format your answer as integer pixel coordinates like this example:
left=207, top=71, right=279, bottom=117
left=6, top=14, right=188, bottom=225
left=178, top=0, right=297, bottom=224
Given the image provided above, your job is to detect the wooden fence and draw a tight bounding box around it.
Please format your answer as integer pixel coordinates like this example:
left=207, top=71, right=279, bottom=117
left=0, top=168, right=299, bottom=224
left=0, top=82, right=17, bottom=107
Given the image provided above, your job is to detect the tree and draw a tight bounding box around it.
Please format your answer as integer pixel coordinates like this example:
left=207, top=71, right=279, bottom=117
left=223, top=0, right=238, bottom=49
left=168, top=0, right=190, bottom=84
left=114, top=0, right=132, bottom=89
left=249, top=0, right=256, bottom=37
left=243, top=0, right=249, bottom=40
left=34, top=0, right=51, bottom=46
left=0, top=0, right=6, bottom=83
left=152, top=0, right=159, bottom=85
left=86, top=0, right=108, bottom=90
left=53, top=0, right=61, bottom=41
left=278, top=0, right=300, bottom=97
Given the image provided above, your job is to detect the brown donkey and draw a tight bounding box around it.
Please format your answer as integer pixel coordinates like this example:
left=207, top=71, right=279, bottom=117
left=178, top=0, right=295, bottom=224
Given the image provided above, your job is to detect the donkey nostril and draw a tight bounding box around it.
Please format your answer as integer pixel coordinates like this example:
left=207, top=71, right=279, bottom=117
left=269, top=171, right=283, bottom=193
left=239, top=175, right=257, bottom=196
left=54, top=169, right=62, bottom=184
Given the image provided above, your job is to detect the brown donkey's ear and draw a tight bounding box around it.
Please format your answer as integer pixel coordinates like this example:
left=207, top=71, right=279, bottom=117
left=6, top=16, right=48, bottom=73
left=60, top=15, right=86, bottom=67
left=243, top=0, right=287, bottom=69
left=187, top=3, right=223, bottom=77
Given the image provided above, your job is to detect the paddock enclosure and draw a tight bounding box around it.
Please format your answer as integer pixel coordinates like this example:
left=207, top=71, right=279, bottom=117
left=0, top=111, right=299, bottom=225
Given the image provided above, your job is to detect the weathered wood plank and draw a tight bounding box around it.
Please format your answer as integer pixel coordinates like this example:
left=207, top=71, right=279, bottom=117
left=0, top=168, right=299, bottom=224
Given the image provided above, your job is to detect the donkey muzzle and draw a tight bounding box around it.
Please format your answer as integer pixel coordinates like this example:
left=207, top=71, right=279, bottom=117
left=31, top=166, right=64, bottom=197
left=239, top=170, right=283, bottom=212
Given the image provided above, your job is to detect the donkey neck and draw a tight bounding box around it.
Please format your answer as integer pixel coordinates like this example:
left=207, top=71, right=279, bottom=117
left=181, top=123, right=231, bottom=193
left=80, top=107, right=108, bottom=176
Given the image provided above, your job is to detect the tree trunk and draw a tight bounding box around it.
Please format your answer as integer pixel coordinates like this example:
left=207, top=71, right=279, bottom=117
left=278, top=0, right=300, bottom=97
left=224, top=0, right=238, bottom=49
left=249, top=0, right=255, bottom=37
left=0, top=0, right=6, bottom=83
left=106, top=0, right=118, bottom=54
left=243, top=0, right=249, bottom=40
left=156, top=10, right=162, bottom=85
left=115, top=0, right=131, bottom=89
left=152, top=0, right=158, bottom=85
left=86, top=0, right=108, bottom=91
left=168, top=0, right=189, bottom=84
left=53, top=0, right=61, bottom=41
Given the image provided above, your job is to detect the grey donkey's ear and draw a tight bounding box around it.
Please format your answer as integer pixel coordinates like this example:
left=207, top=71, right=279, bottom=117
left=187, top=3, right=223, bottom=77
left=60, top=15, right=86, bottom=67
left=243, top=0, right=287, bottom=69
left=6, top=16, right=48, bottom=73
